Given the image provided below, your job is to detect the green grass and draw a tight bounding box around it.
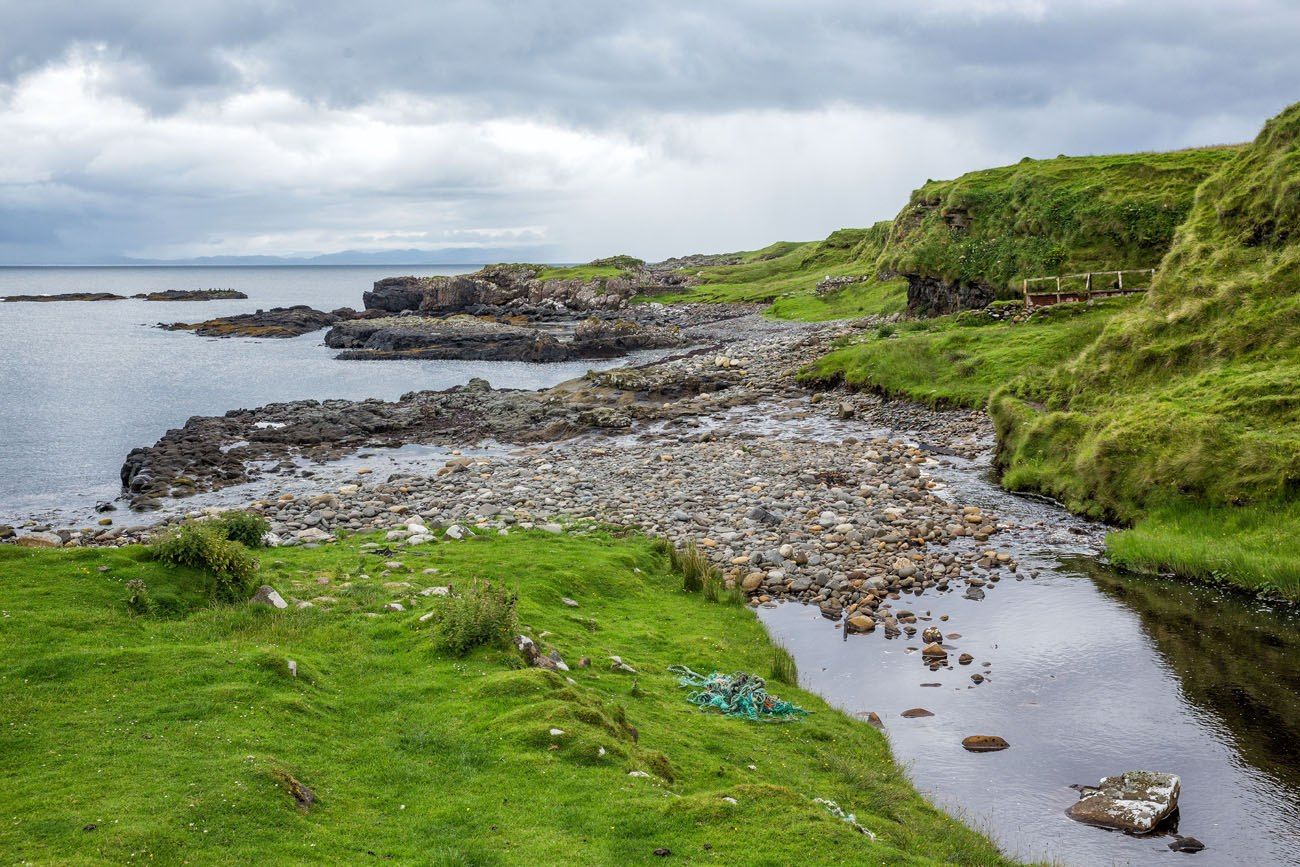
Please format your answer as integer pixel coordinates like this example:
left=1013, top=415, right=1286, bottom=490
left=533, top=263, right=629, bottom=282
left=882, top=146, right=1240, bottom=297
left=648, top=223, right=908, bottom=321
left=0, top=531, right=1014, bottom=865
left=799, top=299, right=1135, bottom=407
left=1107, top=500, right=1300, bottom=597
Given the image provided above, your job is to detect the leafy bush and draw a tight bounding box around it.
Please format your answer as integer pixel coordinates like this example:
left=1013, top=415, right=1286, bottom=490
left=214, top=510, right=270, bottom=548
left=150, top=523, right=260, bottom=602
left=124, top=578, right=156, bottom=616
left=427, top=580, right=518, bottom=656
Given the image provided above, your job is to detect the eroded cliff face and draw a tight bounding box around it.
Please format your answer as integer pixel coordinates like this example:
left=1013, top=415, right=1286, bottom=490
left=905, top=274, right=998, bottom=317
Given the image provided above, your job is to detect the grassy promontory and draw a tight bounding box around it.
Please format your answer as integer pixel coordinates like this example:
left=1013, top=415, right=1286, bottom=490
left=801, top=102, right=1300, bottom=598
left=0, top=530, right=1013, bottom=865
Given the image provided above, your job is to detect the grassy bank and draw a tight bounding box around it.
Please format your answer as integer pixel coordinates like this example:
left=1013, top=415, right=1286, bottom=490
left=648, top=224, right=908, bottom=321
left=799, top=295, right=1300, bottom=598
left=799, top=299, right=1135, bottom=408
left=0, top=530, right=1013, bottom=865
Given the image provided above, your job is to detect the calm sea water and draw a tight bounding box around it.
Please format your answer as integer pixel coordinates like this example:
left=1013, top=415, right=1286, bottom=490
left=0, top=266, right=637, bottom=524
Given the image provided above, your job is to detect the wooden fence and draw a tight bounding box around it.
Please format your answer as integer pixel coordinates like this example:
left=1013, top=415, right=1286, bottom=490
left=1022, top=268, right=1156, bottom=307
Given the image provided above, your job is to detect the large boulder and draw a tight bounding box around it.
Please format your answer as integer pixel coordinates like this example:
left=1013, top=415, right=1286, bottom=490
left=1066, top=771, right=1181, bottom=834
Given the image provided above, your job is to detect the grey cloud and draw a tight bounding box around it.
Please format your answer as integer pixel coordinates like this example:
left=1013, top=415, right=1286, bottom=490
left=2, top=1, right=1296, bottom=130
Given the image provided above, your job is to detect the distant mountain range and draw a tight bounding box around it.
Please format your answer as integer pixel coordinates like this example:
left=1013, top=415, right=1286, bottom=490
left=12, top=246, right=564, bottom=267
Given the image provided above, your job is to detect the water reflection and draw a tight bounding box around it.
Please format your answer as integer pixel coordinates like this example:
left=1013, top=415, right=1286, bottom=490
left=1085, top=560, right=1300, bottom=796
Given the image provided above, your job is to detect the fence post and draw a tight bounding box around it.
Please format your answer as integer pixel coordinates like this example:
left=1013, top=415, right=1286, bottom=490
left=1117, top=270, right=1124, bottom=291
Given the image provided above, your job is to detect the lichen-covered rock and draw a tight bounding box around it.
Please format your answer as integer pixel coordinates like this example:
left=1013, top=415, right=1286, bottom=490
left=1066, top=771, right=1180, bottom=834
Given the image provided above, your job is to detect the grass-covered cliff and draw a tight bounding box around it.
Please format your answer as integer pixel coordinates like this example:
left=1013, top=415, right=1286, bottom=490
left=649, top=147, right=1234, bottom=321
left=802, top=102, right=1300, bottom=596
left=991, top=101, right=1300, bottom=594
left=882, top=147, right=1239, bottom=311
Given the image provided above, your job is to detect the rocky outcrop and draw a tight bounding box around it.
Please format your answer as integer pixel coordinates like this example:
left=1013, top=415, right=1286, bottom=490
left=163, top=305, right=359, bottom=338
left=2, top=292, right=126, bottom=302
left=325, top=314, right=571, bottom=362
left=569, top=317, right=683, bottom=356
left=364, top=277, right=431, bottom=313
left=364, top=267, right=638, bottom=315
left=118, top=378, right=627, bottom=507
left=323, top=313, right=683, bottom=362
left=905, top=274, right=998, bottom=317
left=134, top=289, right=248, bottom=301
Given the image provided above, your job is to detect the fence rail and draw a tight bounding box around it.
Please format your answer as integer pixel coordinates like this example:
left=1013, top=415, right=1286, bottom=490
left=1022, top=268, right=1156, bottom=307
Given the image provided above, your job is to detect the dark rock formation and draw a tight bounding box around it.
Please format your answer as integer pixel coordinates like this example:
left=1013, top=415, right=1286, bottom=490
left=325, top=314, right=571, bottom=361
left=134, top=289, right=248, bottom=301
left=905, top=274, right=998, bottom=317
left=2, top=292, right=126, bottom=302
left=324, top=313, right=682, bottom=362
left=162, top=305, right=360, bottom=338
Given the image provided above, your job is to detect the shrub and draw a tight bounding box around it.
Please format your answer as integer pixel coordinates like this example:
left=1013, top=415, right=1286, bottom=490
left=427, top=580, right=518, bottom=656
left=150, top=523, right=260, bottom=602
left=214, top=510, right=270, bottom=548
left=124, top=578, right=156, bottom=616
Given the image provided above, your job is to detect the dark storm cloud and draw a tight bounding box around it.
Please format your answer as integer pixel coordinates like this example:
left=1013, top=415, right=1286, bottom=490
left=3, top=1, right=1296, bottom=125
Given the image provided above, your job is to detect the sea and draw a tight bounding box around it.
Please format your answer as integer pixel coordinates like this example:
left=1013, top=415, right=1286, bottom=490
left=0, top=266, right=642, bottom=525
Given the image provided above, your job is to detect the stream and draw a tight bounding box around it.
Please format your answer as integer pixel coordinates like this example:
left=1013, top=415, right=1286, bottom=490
left=759, top=444, right=1300, bottom=865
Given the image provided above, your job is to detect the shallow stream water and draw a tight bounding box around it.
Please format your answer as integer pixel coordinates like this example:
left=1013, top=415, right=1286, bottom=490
left=757, top=438, right=1300, bottom=865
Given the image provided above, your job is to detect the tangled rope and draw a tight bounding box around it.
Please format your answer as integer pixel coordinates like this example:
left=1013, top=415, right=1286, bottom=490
left=668, top=665, right=809, bottom=722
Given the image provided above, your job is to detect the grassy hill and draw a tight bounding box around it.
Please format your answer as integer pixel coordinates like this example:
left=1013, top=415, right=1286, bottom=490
left=991, top=101, right=1300, bottom=595
left=881, top=147, right=1239, bottom=305
left=648, top=147, right=1234, bottom=322
left=0, top=530, right=1013, bottom=865
left=647, top=223, right=909, bottom=321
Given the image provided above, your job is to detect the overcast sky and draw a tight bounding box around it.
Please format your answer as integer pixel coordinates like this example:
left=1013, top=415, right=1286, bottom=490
left=0, top=1, right=1295, bottom=264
